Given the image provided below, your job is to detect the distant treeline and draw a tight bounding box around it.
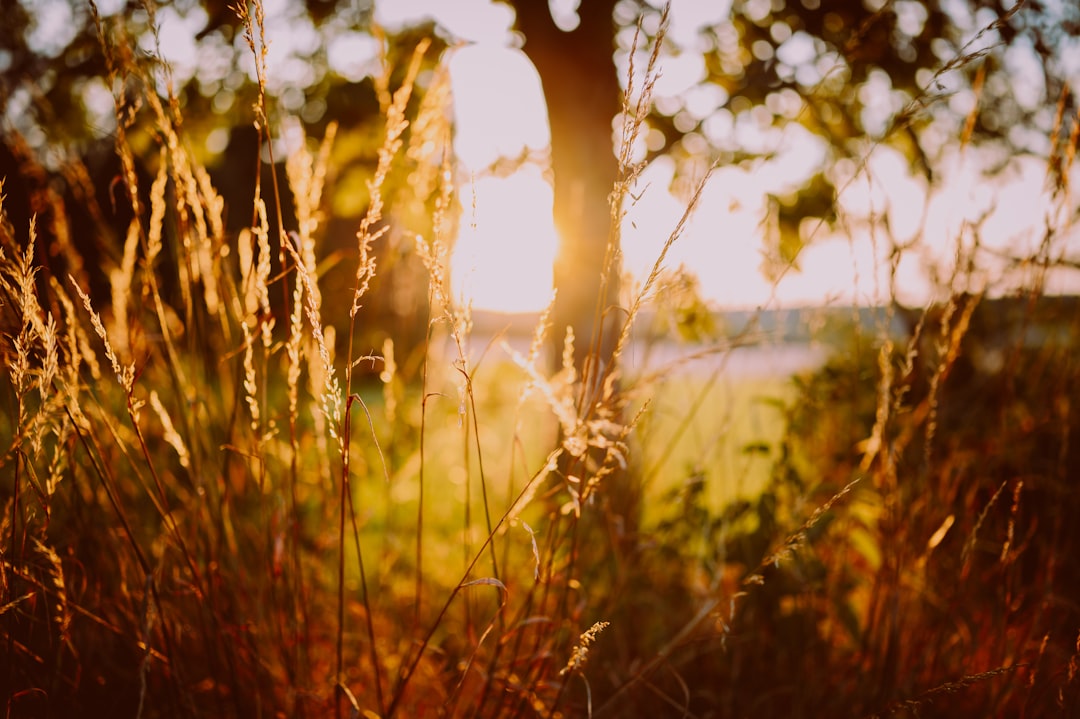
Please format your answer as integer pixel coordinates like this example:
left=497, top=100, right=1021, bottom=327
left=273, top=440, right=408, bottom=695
left=472, top=295, right=1080, bottom=346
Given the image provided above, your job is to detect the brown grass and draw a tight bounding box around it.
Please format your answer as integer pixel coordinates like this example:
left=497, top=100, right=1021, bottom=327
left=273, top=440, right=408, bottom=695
left=2, top=2, right=1080, bottom=718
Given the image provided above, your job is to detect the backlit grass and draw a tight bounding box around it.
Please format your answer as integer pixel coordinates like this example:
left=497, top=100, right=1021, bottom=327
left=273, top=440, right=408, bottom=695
left=2, top=2, right=1080, bottom=718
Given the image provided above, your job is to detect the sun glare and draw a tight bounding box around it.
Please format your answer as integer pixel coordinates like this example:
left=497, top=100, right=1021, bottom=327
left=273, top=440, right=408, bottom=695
left=446, top=43, right=558, bottom=314
left=452, top=168, right=558, bottom=314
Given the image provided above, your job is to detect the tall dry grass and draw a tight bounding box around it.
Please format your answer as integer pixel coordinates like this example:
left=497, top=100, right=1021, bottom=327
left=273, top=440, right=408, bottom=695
left=2, top=2, right=1080, bottom=718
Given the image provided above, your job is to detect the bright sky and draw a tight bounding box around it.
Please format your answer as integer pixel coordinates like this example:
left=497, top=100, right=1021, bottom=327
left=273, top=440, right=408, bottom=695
left=377, top=1, right=562, bottom=313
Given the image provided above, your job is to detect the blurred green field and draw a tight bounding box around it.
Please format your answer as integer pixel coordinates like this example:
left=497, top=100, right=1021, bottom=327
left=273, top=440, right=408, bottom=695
left=633, top=372, right=793, bottom=510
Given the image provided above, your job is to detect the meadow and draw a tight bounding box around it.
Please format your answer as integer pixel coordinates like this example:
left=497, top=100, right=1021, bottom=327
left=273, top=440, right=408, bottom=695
left=2, top=2, right=1080, bottom=718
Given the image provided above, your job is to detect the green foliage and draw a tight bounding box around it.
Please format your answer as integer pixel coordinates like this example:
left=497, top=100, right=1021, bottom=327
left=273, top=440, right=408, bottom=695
left=765, top=171, right=838, bottom=279
left=580, top=296, right=1080, bottom=717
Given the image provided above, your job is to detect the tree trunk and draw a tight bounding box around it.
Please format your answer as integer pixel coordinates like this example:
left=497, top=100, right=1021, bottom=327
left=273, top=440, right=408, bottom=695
left=513, top=3, right=641, bottom=573
left=514, top=0, right=621, bottom=379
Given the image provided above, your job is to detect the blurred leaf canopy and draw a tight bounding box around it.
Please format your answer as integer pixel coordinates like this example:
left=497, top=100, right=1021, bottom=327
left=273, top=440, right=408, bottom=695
left=1, top=0, right=1077, bottom=293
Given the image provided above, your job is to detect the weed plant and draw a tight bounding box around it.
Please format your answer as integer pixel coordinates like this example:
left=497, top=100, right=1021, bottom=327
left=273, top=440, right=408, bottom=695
left=2, top=2, right=1080, bottom=718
